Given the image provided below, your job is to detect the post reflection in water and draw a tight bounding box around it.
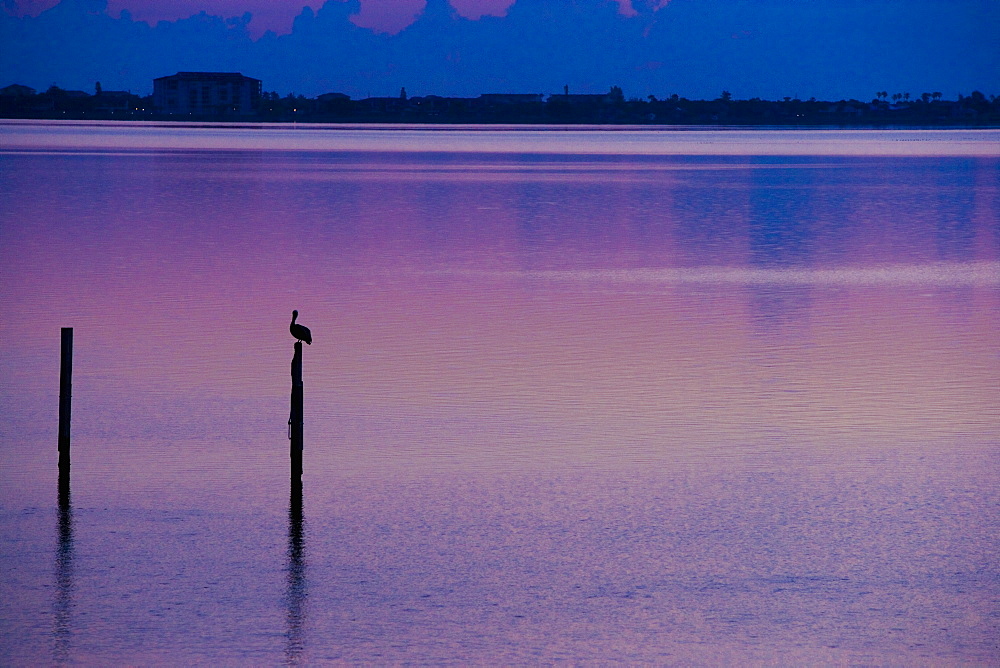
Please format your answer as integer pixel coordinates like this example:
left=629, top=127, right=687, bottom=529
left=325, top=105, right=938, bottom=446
left=285, top=480, right=306, bottom=664
left=53, top=467, right=73, bottom=664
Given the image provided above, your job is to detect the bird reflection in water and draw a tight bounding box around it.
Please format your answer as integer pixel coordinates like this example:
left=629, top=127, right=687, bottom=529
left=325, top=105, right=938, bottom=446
left=53, top=466, right=74, bottom=663
left=285, top=480, right=307, bottom=663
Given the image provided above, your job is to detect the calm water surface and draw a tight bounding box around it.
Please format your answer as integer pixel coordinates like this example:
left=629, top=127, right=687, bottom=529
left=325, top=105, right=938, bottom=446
left=1, top=121, right=998, bottom=664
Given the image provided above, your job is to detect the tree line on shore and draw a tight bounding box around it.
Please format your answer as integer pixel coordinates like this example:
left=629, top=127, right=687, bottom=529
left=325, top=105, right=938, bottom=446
left=2, top=82, right=998, bottom=126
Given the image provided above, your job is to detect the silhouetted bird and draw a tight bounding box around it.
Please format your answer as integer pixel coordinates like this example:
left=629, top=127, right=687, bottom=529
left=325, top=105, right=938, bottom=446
left=290, top=310, right=312, bottom=345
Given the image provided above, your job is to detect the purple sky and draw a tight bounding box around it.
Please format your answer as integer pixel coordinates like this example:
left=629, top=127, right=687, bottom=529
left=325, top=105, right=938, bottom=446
left=6, top=0, right=548, bottom=35
left=2, top=0, right=997, bottom=100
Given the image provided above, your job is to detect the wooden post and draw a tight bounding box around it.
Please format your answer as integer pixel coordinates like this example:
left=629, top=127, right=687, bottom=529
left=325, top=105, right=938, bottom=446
left=289, top=341, right=303, bottom=479
left=58, top=328, right=73, bottom=470
left=55, top=329, right=75, bottom=659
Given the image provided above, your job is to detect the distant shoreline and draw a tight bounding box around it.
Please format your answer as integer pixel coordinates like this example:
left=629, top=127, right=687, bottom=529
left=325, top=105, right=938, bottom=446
left=2, top=115, right=998, bottom=130
left=3, top=86, right=998, bottom=128
left=3, top=118, right=999, bottom=131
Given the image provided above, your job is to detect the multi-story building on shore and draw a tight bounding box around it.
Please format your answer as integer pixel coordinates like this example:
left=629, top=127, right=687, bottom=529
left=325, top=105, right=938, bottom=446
left=153, top=72, right=261, bottom=116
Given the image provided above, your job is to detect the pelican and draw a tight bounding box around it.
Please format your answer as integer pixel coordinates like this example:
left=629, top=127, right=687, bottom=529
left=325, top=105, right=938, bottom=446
left=290, top=310, right=312, bottom=345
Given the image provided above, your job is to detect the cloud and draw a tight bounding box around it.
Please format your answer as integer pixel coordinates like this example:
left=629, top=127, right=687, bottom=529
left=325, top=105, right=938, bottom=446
left=106, top=0, right=325, bottom=37
left=348, top=0, right=424, bottom=34
left=4, top=0, right=526, bottom=36
left=3, top=0, right=60, bottom=16
left=615, top=0, right=673, bottom=17
left=448, top=0, right=512, bottom=20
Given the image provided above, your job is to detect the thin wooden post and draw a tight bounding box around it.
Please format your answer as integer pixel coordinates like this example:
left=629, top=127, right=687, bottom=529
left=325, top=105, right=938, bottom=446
left=58, top=328, right=73, bottom=470
left=289, top=341, right=303, bottom=478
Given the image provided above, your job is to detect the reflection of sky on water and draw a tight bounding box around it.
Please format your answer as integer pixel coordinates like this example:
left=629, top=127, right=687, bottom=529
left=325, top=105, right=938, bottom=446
left=748, top=158, right=818, bottom=268
left=1, top=140, right=998, bottom=473
left=4, top=122, right=1000, bottom=156
left=3, top=142, right=999, bottom=456
left=1, top=125, right=998, bottom=664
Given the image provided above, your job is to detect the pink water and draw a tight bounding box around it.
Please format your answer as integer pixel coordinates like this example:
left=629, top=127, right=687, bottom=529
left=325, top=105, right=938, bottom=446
left=1, top=122, right=998, bottom=664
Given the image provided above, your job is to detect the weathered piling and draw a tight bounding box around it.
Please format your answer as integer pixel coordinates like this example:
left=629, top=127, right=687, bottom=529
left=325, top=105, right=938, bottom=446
left=289, top=341, right=303, bottom=478
left=58, top=328, right=73, bottom=469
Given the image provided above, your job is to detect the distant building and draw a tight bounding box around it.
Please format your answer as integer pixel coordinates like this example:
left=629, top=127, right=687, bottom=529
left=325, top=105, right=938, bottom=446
left=475, top=94, right=543, bottom=113
left=0, top=84, right=36, bottom=97
left=153, top=72, right=261, bottom=116
left=315, top=92, right=351, bottom=115
left=316, top=92, right=351, bottom=103
left=360, top=96, right=409, bottom=114
left=477, top=93, right=544, bottom=105
left=553, top=93, right=611, bottom=105
left=410, top=95, right=476, bottom=115
left=0, top=84, right=46, bottom=115
left=94, top=90, right=140, bottom=113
